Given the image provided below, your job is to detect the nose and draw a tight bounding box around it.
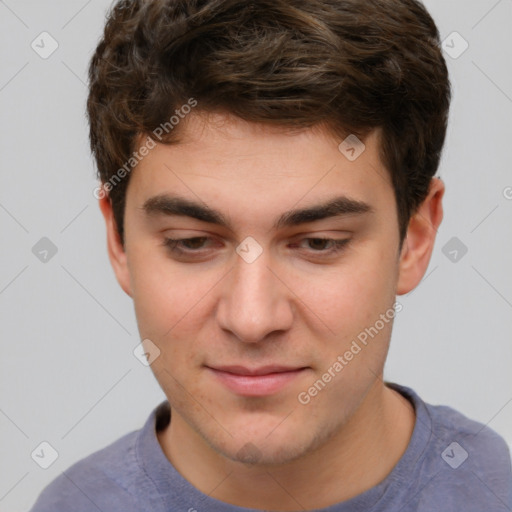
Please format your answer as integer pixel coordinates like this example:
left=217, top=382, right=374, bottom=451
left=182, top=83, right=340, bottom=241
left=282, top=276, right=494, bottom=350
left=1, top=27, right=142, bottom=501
left=216, top=246, right=294, bottom=343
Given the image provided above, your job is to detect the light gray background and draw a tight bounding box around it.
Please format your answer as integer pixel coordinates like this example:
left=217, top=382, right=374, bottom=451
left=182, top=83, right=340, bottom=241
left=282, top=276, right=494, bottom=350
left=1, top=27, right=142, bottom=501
left=1, top=0, right=511, bottom=510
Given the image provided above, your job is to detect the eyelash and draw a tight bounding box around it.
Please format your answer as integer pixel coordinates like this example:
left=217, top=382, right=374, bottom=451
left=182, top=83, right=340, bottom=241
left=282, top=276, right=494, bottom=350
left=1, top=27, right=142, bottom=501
left=161, top=236, right=350, bottom=259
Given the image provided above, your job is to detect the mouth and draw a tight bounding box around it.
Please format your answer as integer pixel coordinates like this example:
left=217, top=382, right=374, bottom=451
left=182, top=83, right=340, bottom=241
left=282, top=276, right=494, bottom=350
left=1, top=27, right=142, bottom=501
left=205, top=365, right=309, bottom=396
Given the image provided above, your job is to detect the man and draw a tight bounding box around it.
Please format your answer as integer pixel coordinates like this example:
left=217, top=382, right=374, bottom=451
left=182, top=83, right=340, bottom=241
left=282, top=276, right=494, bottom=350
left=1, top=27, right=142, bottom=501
left=30, top=0, right=512, bottom=510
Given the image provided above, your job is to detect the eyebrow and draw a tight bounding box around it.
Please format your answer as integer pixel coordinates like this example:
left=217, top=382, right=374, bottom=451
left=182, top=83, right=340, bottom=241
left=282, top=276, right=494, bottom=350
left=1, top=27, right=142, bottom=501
left=141, top=193, right=373, bottom=231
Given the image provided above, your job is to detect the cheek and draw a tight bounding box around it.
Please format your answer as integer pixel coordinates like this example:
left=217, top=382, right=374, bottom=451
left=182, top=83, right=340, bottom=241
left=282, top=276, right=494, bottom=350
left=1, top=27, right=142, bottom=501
left=127, top=246, right=211, bottom=341
left=127, top=230, right=398, bottom=353
left=297, top=246, right=398, bottom=334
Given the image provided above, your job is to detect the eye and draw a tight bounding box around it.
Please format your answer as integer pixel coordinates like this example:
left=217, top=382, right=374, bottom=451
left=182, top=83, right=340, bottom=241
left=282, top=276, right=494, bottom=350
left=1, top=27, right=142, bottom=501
left=295, top=237, right=350, bottom=255
left=161, top=236, right=351, bottom=260
left=162, top=236, right=211, bottom=254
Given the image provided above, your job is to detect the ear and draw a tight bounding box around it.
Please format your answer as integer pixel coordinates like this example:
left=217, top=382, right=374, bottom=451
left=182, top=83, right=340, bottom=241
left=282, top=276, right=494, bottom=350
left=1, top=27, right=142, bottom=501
left=98, top=191, right=132, bottom=297
left=396, top=177, right=445, bottom=295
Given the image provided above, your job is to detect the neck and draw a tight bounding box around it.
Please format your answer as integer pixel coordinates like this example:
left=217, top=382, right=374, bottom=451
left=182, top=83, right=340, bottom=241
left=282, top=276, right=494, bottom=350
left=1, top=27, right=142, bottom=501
left=157, top=381, right=415, bottom=511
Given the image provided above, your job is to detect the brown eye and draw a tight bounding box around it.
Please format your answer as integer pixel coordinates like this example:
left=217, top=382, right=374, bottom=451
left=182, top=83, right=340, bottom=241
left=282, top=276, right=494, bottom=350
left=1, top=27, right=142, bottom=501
left=162, top=236, right=211, bottom=253
left=297, top=238, right=350, bottom=255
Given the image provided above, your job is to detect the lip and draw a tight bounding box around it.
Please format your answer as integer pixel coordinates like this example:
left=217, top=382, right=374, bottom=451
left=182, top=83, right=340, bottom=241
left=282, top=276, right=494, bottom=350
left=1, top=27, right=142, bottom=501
left=206, top=365, right=308, bottom=396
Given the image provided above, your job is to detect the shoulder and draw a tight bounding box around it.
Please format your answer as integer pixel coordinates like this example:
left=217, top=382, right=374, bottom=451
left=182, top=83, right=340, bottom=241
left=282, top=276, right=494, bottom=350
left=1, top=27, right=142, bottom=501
left=28, top=428, right=151, bottom=512
left=406, top=386, right=512, bottom=510
left=427, top=400, right=512, bottom=474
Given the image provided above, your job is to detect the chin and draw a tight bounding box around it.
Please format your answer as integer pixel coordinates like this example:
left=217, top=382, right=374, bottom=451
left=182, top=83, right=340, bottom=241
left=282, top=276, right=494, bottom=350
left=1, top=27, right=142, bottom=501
left=203, top=419, right=336, bottom=467
left=226, top=438, right=312, bottom=466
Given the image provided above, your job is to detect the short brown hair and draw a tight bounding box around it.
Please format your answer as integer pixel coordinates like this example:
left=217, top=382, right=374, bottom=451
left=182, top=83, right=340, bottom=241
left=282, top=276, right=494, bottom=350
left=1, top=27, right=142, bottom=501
left=87, top=0, right=451, bottom=247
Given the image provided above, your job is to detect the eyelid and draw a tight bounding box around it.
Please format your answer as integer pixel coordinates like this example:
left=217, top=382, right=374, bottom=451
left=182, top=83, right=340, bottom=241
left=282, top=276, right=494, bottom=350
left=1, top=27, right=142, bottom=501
left=161, top=234, right=351, bottom=258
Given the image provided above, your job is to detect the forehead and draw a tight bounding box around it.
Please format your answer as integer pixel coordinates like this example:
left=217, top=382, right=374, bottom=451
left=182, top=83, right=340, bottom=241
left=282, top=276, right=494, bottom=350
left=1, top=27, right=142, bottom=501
left=127, top=112, right=394, bottom=226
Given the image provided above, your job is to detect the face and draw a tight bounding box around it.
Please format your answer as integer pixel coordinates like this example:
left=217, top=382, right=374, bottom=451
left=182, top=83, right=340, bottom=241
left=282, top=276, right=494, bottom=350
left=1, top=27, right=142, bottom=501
left=102, top=112, right=438, bottom=466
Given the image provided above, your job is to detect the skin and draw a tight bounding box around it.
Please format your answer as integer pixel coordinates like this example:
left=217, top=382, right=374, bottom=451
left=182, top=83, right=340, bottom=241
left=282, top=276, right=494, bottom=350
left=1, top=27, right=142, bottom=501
left=99, top=111, right=444, bottom=511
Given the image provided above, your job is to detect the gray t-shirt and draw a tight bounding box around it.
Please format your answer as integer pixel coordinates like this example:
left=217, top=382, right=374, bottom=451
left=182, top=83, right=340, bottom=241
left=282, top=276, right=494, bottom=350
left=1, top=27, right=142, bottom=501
left=29, top=383, right=512, bottom=511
